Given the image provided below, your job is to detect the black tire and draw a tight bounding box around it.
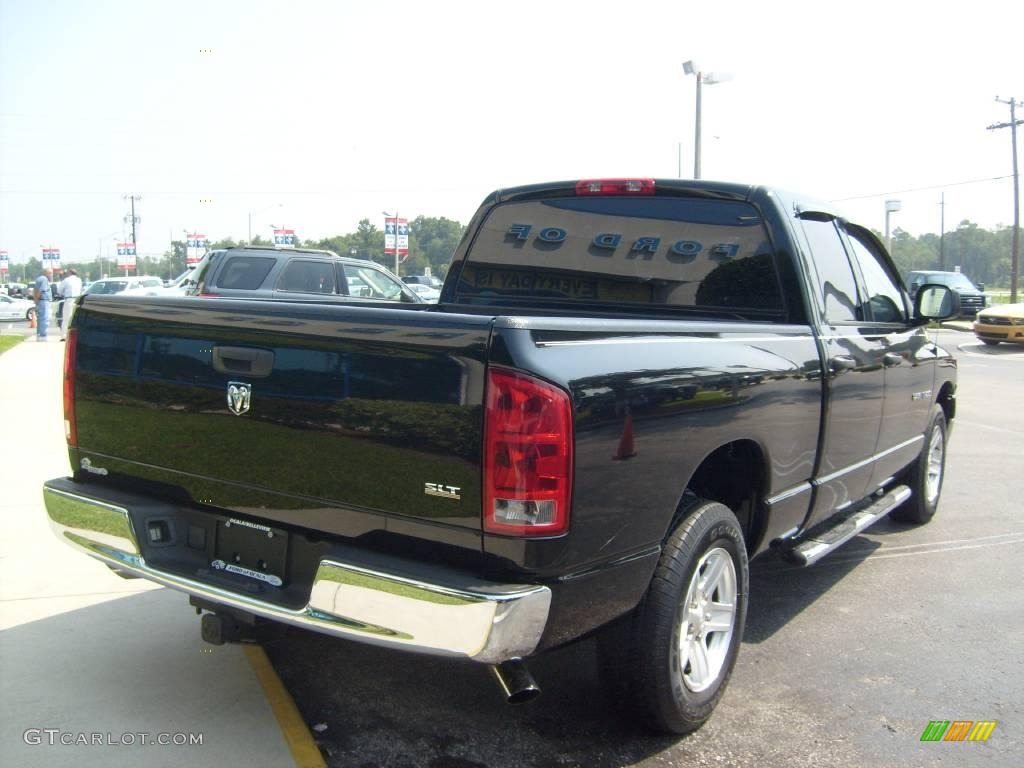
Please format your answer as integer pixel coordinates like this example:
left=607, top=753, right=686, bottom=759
left=892, top=405, right=947, bottom=525
left=26, top=307, right=35, bottom=322
left=597, top=498, right=748, bottom=734
left=980, top=339, right=1000, bottom=346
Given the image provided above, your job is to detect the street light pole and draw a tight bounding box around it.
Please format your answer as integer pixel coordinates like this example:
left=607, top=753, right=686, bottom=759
left=682, top=61, right=731, bottom=180
left=248, top=203, right=282, bottom=245
left=884, top=199, right=901, bottom=255
left=939, top=193, right=946, bottom=271
left=694, top=70, right=703, bottom=179
left=98, top=230, right=119, bottom=280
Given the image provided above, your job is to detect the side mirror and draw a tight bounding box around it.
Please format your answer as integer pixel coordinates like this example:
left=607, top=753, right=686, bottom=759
left=913, top=284, right=960, bottom=324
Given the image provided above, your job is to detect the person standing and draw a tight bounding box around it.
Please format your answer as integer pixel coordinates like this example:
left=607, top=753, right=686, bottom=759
left=33, top=268, right=53, bottom=340
left=59, top=268, right=83, bottom=340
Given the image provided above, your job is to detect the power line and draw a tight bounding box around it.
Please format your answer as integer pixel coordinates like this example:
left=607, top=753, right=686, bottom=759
left=831, top=175, right=1014, bottom=202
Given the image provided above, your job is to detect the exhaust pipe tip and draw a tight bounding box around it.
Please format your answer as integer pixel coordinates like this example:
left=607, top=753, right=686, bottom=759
left=490, top=659, right=541, bottom=704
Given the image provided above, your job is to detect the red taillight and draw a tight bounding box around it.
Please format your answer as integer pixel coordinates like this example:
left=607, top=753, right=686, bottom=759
left=199, top=291, right=221, bottom=298
left=575, top=178, right=656, bottom=196
left=63, top=328, right=77, bottom=447
left=483, top=368, right=573, bottom=536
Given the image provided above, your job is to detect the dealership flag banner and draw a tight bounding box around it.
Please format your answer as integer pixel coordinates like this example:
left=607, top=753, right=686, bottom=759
left=186, top=233, right=208, bottom=266
left=0, top=250, right=8, bottom=273
left=42, top=247, right=61, bottom=268
left=116, top=242, right=137, bottom=269
left=273, top=228, right=296, bottom=248
left=383, top=217, right=409, bottom=258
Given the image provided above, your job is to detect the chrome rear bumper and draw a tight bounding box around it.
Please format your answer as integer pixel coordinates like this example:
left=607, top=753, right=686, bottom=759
left=43, top=482, right=550, bottom=664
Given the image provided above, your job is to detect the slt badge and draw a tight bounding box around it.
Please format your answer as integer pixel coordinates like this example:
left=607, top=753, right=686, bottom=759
left=425, top=483, right=461, bottom=500
left=227, top=381, right=252, bottom=415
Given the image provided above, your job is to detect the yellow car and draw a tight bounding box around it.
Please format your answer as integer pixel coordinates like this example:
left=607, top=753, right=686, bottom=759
left=974, top=302, right=1024, bottom=345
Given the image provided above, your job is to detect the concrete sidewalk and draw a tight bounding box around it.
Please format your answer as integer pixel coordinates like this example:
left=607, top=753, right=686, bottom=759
left=0, top=338, right=321, bottom=767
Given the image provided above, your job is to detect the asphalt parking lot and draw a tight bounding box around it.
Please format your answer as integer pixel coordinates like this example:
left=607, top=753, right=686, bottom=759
left=261, top=329, right=1022, bottom=768
left=1, top=326, right=1019, bottom=767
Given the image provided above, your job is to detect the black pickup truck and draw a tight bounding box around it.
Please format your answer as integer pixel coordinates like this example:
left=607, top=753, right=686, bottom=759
left=44, top=178, right=959, bottom=734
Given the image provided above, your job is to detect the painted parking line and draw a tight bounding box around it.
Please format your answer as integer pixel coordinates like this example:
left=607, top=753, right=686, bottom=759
left=245, top=645, right=327, bottom=768
left=956, top=341, right=1024, bottom=359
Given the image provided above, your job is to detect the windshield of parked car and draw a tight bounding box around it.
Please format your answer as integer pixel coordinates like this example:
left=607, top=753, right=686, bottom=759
left=931, top=273, right=978, bottom=290
left=85, top=280, right=128, bottom=295
left=170, top=268, right=195, bottom=287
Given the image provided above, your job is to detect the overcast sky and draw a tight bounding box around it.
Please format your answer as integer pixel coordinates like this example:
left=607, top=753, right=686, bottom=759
left=0, top=0, right=1019, bottom=268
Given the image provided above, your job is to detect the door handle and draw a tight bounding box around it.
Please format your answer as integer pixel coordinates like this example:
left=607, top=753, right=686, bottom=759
left=829, top=355, right=857, bottom=373
left=883, top=352, right=903, bottom=367
left=212, top=346, right=275, bottom=378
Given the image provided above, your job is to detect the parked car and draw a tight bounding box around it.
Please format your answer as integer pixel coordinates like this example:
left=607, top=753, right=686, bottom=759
left=973, top=302, right=1024, bottom=345
left=84, top=277, right=164, bottom=296
left=0, top=293, right=35, bottom=321
left=403, top=274, right=443, bottom=289
left=2, top=282, right=29, bottom=299
left=906, top=270, right=987, bottom=317
left=407, top=283, right=441, bottom=302
left=141, top=268, right=196, bottom=296
left=186, top=247, right=421, bottom=304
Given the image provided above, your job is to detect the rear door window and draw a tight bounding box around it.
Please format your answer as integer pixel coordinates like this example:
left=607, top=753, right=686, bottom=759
left=276, top=260, right=336, bottom=294
left=216, top=256, right=276, bottom=290
left=800, top=217, right=861, bottom=323
left=844, top=227, right=907, bottom=323
left=452, top=197, right=784, bottom=317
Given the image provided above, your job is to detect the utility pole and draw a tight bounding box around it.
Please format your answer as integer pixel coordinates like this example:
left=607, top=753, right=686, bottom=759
left=988, top=96, right=1022, bottom=302
left=939, top=193, right=945, bottom=271
left=123, top=194, right=141, bottom=275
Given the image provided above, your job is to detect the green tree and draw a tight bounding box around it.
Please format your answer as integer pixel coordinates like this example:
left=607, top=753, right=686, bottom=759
left=354, top=219, right=380, bottom=258
left=407, top=216, right=465, bottom=278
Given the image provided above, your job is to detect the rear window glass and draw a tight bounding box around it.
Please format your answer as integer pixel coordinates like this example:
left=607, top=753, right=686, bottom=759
left=452, top=197, right=784, bottom=316
left=217, top=256, right=276, bottom=290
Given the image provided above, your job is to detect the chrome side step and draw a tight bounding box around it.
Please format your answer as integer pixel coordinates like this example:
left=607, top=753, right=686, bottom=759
left=785, top=485, right=911, bottom=567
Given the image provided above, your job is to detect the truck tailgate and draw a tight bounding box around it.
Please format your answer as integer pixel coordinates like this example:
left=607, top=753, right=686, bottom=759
left=71, top=296, right=492, bottom=534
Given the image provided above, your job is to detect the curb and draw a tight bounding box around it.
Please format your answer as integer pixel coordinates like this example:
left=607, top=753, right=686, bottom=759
left=244, top=645, right=327, bottom=768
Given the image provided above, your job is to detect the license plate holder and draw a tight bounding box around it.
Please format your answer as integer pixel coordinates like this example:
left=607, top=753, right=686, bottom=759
left=213, top=518, right=288, bottom=587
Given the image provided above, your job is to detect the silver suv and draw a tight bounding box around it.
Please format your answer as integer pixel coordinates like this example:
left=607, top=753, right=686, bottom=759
left=186, top=247, right=421, bottom=304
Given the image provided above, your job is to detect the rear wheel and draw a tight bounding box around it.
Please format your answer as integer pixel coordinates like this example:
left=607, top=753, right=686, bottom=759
left=598, top=498, right=748, bottom=734
left=892, top=405, right=947, bottom=525
left=26, top=307, right=35, bottom=322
